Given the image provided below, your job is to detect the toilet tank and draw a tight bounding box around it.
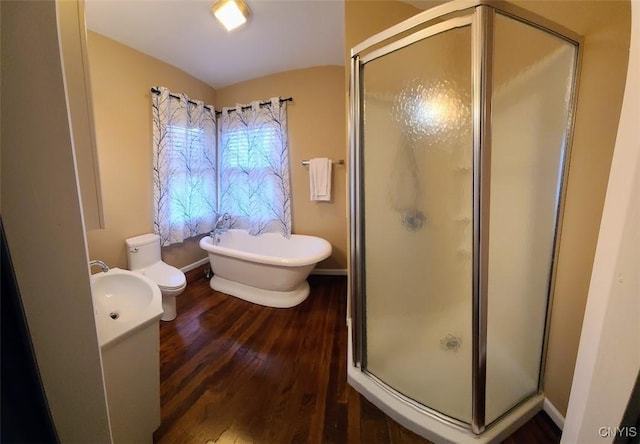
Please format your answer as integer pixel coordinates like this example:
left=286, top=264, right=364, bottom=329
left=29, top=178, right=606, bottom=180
left=126, top=233, right=161, bottom=270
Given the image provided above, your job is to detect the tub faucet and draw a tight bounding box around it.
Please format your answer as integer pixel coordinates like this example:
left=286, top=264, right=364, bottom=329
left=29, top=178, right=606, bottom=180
left=89, top=260, right=110, bottom=273
left=210, top=213, right=231, bottom=238
left=215, top=212, right=230, bottom=228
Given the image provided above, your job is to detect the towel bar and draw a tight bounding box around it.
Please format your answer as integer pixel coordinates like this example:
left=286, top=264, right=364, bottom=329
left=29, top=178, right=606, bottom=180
left=301, top=159, right=344, bottom=166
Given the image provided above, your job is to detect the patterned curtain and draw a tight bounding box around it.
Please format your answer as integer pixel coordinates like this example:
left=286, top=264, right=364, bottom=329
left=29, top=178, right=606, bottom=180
left=219, top=98, right=291, bottom=237
left=152, top=86, right=217, bottom=246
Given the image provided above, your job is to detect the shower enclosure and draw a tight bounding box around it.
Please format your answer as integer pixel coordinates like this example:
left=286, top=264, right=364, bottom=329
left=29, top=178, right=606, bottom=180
left=348, top=1, right=581, bottom=441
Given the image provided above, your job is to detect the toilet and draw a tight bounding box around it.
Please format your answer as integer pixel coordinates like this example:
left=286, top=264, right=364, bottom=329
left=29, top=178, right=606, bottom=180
left=125, top=233, right=186, bottom=321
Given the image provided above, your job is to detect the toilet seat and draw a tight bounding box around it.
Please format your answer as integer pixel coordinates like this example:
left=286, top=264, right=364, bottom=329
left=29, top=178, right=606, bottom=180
left=141, top=262, right=186, bottom=290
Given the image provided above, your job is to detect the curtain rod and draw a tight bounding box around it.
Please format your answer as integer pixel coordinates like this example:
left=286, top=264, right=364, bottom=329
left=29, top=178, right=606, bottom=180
left=150, top=87, right=214, bottom=111
left=149, top=87, right=292, bottom=115
left=216, top=97, right=293, bottom=116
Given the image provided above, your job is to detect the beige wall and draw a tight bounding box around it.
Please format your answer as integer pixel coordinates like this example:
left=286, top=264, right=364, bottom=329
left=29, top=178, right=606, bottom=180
left=86, top=31, right=217, bottom=270
left=217, top=66, right=348, bottom=269
left=344, top=0, right=631, bottom=419
left=563, top=3, right=639, bottom=439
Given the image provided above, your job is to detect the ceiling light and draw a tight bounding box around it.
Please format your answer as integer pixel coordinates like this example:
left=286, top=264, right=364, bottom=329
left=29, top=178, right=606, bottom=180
left=210, top=0, right=251, bottom=31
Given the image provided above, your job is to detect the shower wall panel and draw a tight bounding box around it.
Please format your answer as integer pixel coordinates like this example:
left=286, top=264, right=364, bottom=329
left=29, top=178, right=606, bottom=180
left=485, top=13, right=577, bottom=424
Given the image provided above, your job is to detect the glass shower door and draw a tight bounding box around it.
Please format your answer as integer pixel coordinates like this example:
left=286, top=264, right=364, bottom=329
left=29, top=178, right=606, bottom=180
left=360, top=18, right=474, bottom=424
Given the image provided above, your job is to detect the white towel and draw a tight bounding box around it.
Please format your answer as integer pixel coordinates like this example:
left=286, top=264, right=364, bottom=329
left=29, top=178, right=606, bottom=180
left=309, top=158, right=332, bottom=201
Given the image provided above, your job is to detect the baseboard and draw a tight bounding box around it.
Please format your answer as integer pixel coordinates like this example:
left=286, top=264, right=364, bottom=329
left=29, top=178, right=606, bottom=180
left=311, top=268, right=348, bottom=276
left=181, top=257, right=209, bottom=273
left=543, top=397, right=565, bottom=430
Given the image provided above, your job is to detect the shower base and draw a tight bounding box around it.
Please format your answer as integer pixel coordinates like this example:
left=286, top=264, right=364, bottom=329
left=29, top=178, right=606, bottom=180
left=347, top=320, right=544, bottom=444
left=365, top=311, right=537, bottom=425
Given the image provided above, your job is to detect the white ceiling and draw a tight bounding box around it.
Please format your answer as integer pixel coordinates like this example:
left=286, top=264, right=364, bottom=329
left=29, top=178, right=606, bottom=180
left=84, top=0, right=346, bottom=89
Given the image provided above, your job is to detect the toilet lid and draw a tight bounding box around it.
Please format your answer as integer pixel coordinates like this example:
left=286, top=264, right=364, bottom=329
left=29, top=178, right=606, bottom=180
left=142, top=262, right=186, bottom=290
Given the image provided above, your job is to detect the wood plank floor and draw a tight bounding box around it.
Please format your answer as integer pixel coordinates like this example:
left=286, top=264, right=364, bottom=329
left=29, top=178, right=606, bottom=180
left=153, top=269, right=561, bottom=444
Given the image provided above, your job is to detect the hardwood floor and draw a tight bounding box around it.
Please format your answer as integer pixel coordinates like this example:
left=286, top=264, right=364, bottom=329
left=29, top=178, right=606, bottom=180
left=153, top=269, right=561, bottom=444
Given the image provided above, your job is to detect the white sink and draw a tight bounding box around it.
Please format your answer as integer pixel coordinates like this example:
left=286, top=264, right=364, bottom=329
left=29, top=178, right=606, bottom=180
left=90, top=268, right=163, bottom=348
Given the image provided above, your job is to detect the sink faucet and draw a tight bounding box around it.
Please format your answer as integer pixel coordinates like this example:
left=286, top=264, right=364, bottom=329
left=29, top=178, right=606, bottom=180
left=89, top=260, right=110, bottom=273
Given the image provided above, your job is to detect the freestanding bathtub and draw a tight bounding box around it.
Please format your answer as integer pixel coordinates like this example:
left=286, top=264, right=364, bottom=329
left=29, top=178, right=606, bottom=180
left=199, top=229, right=332, bottom=308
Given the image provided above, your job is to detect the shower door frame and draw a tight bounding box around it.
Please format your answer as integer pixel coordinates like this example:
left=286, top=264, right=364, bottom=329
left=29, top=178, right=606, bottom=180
left=349, top=0, right=583, bottom=435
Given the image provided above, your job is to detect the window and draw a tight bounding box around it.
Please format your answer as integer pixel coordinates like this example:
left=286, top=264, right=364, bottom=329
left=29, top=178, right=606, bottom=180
left=219, top=125, right=278, bottom=221
left=222, top=125, right=277, bottom=169
left=218, top=100, right=291, bottom=236
left=152, top=87, right=217, bottom=246
left=166, top=124, right=216, bottom=227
